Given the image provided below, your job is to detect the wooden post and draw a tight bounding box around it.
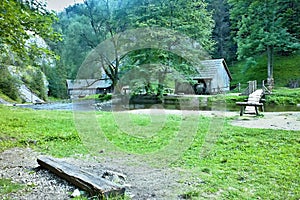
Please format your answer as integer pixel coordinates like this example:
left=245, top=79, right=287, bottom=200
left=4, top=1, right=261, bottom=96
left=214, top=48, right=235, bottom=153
left=240, top=105, right=244, bottom=116
left=248, top=81, right=253, bottom=94
left=255, top=106, right=258, bottom=115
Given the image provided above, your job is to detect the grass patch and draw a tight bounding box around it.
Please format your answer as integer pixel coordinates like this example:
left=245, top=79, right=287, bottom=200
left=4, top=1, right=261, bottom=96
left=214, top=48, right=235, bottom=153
left=82, top=94, right=112, bottom=102
left=98, top=112, right=186, bottom=154
left=0, top=105, right=88, bottom=156
left=225, top=87, right=300, bottom=106
left=174, top=123, right=300, bottom=199
left=230, top=51, right=300, bottom=87
left=266, top=87, right=300, bottom=105
left=0, top=178, right=25, bottom=195
left=0, top=92, right=20, bottom=104
left=0, top=105, right=299, bottom=199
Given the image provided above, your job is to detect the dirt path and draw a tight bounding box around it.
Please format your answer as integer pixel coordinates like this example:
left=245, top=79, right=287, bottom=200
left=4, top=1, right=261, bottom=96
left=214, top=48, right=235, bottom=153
left=124, top=109, right=300, bottom=131
left=0, top=148, right=197, bottom=199
left=230, top=112, right=300, bottom=131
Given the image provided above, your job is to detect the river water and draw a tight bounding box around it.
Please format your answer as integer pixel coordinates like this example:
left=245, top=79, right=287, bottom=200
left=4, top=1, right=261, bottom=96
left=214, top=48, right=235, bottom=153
left=16, top=100, right=300, bottom=112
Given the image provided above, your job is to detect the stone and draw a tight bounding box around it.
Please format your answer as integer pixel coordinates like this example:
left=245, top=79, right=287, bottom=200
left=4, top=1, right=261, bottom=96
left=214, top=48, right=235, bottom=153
left=71, top=189, right=81, bottom=198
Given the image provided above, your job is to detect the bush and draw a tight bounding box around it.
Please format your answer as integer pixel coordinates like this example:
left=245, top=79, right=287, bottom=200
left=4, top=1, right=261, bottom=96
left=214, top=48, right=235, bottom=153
left=0, top=66, right=20, bottom=101
left=21, top=68, right=47, bottom=100
left=98, top=94, right=112, bottom=102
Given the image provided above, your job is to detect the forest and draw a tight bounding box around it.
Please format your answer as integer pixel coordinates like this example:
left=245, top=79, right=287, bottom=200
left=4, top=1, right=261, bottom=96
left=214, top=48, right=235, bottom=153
left=1, top=1, right=300, bottom=199
left=0, top=0, right=299, bottom=100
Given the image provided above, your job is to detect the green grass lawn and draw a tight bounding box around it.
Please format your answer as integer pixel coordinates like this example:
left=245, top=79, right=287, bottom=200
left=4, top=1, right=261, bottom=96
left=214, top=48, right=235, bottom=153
left=0, top=105, right=299, bottom=199
left=229, top=51, right=300, bottom=87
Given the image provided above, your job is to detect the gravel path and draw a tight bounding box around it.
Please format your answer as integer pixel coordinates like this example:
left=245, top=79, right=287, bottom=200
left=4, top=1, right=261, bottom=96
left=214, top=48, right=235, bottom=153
left=0, top=148, right=198, bottom=199
left=125, top=109, right=300, bottom=131
left=230, top=112, right=300, bottom=131
left=0, top=148, right=75, bottom=200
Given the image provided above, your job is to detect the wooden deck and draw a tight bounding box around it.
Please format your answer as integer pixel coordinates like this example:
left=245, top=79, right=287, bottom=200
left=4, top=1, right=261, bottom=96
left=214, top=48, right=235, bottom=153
left=236, top=89, right=264, bottom=116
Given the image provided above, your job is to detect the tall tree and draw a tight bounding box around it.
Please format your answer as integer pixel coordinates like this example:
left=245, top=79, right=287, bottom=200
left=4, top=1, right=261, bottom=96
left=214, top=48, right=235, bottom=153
left=52, top=0, right=132, bottom=80
left=206, top=0, right=236, bottom=61
left=117, top=0, right=214, bottom=94
left=228, top=0, right=300, bottom=88
left=129, top=0, right=214, bottom=51
left=54, top=0, right=215, bottom=91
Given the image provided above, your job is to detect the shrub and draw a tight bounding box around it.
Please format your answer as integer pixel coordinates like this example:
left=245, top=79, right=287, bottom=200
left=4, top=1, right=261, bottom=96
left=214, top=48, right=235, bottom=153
left=0, top=66, right=20, bottom=101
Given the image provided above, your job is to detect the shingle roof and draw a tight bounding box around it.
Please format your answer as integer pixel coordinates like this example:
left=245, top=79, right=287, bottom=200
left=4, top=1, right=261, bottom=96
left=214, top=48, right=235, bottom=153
left=195, top=59, right=232, bottom=80
left=66, top=79, right=112, bottom=90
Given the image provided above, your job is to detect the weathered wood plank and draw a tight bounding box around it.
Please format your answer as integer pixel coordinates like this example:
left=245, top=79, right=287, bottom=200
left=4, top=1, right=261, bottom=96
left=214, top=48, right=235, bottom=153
left=236, top=102, right=263, bottom=106
left=37, top=157, right=125, bottom=198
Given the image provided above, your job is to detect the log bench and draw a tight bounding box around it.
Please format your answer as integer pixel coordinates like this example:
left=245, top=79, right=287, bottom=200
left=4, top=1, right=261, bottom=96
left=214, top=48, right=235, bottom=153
left=236, top=102, right=264, bottom=116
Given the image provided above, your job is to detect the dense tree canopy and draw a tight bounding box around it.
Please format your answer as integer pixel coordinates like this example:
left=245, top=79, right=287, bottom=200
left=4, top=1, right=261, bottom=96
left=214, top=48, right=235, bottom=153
left=206, top=0, right=236, bottom=61
left=0, top=0, right=61, bottom=100
left=52, top=0, right=215, bottom=92
left=2, top=0, right=300, bottom=99
left=228, top=0, right=300, bottom=86
left=0, top=0, right=60, bottom=63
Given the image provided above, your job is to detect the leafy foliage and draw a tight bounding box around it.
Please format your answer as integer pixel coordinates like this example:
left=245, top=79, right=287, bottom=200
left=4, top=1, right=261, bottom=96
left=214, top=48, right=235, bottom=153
left=52, top=0, right=215, bottom=90
left=0, top=0, right=60, bottom=61
left=230, top=51, right=300, bottom=87
left=43, top=64, right=68, bottom=99
left=0, top=66, right=20, bottom=101
left=206, top=0, right=236, bottom=61
left=119, top=49, right=198, bottom=96
left=129, top=0, right=214, bottom=49
left=228, top=0, right=300, bottom=85
left=229, top=0, right=299, bottom=59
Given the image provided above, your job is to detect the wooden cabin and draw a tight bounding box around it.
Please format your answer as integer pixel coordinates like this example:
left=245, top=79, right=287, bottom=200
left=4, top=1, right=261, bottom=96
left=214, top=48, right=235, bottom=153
left=66, top=79, right=112, bottom=98
left=175, top=59, right=232, bottom=95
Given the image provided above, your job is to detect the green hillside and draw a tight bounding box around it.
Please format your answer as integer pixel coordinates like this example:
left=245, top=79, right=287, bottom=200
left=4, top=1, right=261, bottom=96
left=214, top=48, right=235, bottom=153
left=229, top=52, right=300, bottom=87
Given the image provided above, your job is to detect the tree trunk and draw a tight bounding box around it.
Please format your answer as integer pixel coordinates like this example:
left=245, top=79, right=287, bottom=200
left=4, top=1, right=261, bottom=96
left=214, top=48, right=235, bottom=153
left=267, top=45, right=274, bottom=89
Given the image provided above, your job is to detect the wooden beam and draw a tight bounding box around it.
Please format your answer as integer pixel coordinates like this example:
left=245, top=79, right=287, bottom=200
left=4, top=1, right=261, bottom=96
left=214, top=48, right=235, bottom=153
left=236, top=102, right=264, bottom=106
left=37, top=157, right=125, bottom=198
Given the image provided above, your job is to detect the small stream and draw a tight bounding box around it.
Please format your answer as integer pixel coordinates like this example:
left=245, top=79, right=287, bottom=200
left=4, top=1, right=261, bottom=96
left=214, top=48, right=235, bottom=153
left=225, top=104, right=300, bottom=112
left=16, top=100, right=300, bottom=112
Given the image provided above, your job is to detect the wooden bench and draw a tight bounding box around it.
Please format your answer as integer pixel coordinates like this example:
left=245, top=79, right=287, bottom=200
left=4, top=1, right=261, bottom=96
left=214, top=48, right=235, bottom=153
left=236, top=102, right=264, bottom=116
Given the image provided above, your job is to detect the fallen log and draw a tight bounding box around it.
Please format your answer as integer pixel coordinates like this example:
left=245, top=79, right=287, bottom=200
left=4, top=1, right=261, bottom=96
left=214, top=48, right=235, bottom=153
left=37, top=156, right=125, bottom=198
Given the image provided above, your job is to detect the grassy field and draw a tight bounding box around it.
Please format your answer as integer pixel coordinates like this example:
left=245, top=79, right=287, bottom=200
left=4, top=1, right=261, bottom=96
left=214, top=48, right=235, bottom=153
left=0, top=105, right=299, bottom=199
left=229, top=51, right=300, bottom=87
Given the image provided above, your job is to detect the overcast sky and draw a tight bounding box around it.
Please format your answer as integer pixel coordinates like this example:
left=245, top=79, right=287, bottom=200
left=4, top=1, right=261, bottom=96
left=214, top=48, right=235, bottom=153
left=46, top=0, right=84, bottom=12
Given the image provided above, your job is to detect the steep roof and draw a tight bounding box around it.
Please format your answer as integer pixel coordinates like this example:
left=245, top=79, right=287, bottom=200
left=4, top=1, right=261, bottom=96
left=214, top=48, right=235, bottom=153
left=195, top=59, right=232, bottom=80
left=66, top=79, right=112, bottom=90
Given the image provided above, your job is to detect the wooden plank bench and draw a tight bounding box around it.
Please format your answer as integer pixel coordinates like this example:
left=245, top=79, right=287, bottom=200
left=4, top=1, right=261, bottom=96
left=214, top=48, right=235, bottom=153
left=236, top=102, right=264, bottom=116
